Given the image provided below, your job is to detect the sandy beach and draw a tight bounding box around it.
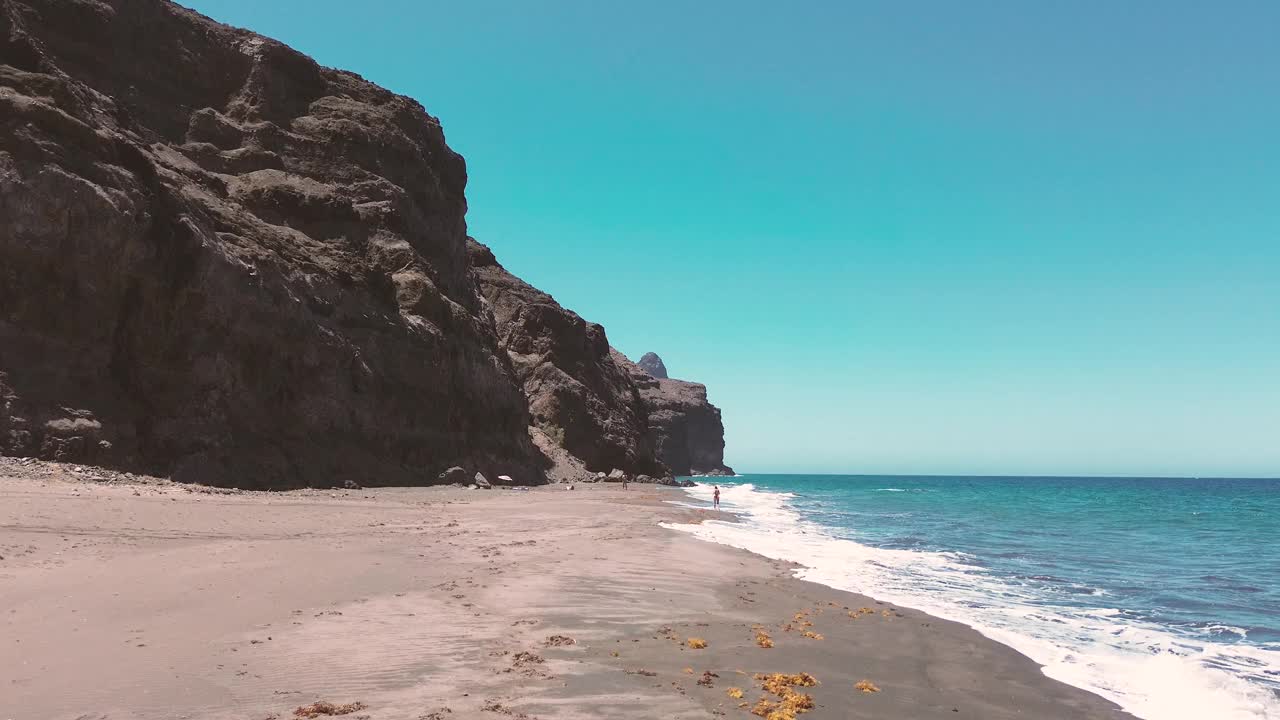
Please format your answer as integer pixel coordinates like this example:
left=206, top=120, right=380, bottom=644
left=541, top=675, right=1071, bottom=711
left=1, top=460, right=1130, bottom=720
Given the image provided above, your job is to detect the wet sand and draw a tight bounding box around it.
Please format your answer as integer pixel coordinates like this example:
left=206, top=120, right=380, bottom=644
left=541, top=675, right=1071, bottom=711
left=0, top=462, right=1131, bottom=719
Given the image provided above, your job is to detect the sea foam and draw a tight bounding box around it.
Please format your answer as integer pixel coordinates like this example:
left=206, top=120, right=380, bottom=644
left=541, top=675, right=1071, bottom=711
left=663, top=482, right=1280, bottom=720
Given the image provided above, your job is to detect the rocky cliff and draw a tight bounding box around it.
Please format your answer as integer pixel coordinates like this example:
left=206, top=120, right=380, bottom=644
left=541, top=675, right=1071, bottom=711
left=469, top=239, right=665, bottom=480
left=0, top=0, right=731, bottom=488
left=616, top=352, right=734, bottom=476
left=0, top=0, right=542, bottom=488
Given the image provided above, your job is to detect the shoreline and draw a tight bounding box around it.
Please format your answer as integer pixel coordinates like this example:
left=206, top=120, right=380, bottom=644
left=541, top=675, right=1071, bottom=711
left=1, top=460, right=1129, bottom=719
left=674, top=478, right=1280, bottom=720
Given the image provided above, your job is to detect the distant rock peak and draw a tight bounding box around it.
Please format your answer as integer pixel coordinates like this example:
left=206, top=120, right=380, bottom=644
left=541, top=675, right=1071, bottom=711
left=637, top=352, right=668, bottom=379
left=615, top=353, right=734, bottom=477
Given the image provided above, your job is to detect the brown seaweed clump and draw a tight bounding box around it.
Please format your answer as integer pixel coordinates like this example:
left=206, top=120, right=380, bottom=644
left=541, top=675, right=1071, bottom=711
left=750, top=672, right=820, bottom=720
left=512, top=651, right=544, bottom=667
left=750, top=693, right=812, bottom=720
left=855, top=679, right=882, bottom=693
left=293, top=701, right=366, bottom=718
left=784, top=610, right=817, bottom=634
left=727, top=687, right=745, bottom=699
left=686, top=637, right=708, bottom=649
left=780, top=691, right=815, bottom=712
left=757, top=673, right=819, bottom=693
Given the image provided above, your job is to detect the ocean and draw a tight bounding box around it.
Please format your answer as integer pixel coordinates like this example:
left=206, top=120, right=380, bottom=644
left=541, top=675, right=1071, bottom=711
left=664, top=474, right=1280, bottom=720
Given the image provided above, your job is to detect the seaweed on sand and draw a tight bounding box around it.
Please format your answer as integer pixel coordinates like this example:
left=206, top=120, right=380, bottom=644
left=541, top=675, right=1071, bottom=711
left=293, top=701, right=366, bottom=718
left=756, top=672, right=818, bottom=693
left=754, top=628, right=775, bottom=648
left=749, top=672, right=820, bottom=719
left=779, top=690, right=815, bottom=711
left=512, top=651, right=544, bottom=667
left=750, top=698, right=778, bottom=717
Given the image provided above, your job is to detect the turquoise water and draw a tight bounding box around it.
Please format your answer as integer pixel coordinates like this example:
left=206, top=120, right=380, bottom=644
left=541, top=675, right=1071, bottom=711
left=668, top=475, right=1280, bottom=720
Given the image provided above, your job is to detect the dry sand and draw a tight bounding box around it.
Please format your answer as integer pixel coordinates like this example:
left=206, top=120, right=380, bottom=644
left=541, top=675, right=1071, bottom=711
left=1, top=461, right=1132, bottom=720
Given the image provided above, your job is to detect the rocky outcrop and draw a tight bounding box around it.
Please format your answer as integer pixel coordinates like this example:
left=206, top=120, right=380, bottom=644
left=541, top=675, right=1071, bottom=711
left=616, top=351, right=734, bottom=477
left=0, top=0, right=543, bottom=488
left=469, top=239, right=665, bottom=480
left=637, top=352, right=668, bottom=379
left=527, top=425, right=593, bottom=483
left=0, top=0, right=735, bottom=489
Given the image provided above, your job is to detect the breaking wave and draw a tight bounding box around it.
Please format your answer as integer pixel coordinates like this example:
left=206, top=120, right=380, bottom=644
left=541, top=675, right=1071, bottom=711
left=663, top=482, right=1280, bottom=720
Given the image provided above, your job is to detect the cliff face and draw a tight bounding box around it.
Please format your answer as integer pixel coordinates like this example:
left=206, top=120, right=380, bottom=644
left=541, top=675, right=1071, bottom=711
left=616, top=352, right=734, bottom=476
left=0, top=0, right=542, bottom=487
left=0, top=0, right=733, bottom=488
left=469, top=240, right=665, bottom=480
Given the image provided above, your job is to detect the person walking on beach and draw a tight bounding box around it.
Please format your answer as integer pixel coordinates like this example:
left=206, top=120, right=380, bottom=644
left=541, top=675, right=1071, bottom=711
left=713, top=485, right=720, bottom=510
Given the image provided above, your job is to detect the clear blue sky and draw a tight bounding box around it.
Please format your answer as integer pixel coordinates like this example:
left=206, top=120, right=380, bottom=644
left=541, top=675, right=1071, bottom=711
left=185, top=1, right=1279, bottom=477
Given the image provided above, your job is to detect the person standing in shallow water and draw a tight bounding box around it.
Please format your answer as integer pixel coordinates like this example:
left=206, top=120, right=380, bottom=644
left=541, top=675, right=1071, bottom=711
left=713, top=485, right=720, bottom=510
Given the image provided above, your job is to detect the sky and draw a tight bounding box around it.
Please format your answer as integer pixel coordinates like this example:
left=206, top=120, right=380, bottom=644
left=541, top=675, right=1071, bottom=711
left=184, top=1, right=1279, bottom=477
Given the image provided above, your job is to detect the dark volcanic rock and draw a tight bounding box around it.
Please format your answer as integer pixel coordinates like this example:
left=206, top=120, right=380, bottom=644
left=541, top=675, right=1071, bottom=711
left=637, top=352, right=668, bottom=379
left=469, top=239, right=665, bottom=479
left=0, top=0, right=543, bottom=488
left=615, top=352, right=734, bottom=477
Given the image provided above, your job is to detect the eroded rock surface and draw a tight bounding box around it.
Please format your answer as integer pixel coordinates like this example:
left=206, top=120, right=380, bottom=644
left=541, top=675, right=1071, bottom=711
left=0, top=0, right=541, bottom=487
left=0, top=0, right=734, bottom=488
left=616, top=351, right=734, bottom=477
left=470, top=239, right=665, bottom=479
